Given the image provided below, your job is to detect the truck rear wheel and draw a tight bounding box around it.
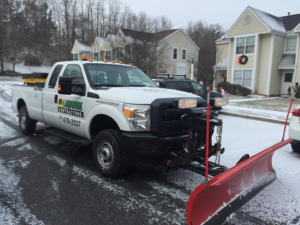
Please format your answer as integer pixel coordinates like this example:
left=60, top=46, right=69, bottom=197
left=19, top=106, right=36, bottom=135
left=93, top=129, right=129, bottom=178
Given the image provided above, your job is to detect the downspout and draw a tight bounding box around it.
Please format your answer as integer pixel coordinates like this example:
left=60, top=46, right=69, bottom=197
left=293, top=33, right=299, bottom=95
left=266, top=32, right=275, bottom=97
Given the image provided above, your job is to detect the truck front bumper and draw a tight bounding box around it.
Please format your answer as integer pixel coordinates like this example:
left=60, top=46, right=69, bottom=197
left=122, top=132, right=188, bottom=157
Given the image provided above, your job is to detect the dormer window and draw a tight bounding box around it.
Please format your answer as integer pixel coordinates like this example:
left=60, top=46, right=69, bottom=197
left=285, top=36, right=297, bottom=53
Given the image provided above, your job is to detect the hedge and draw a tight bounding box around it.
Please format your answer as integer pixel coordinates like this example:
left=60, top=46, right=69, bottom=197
left=217, top=81, right=252, bottom=96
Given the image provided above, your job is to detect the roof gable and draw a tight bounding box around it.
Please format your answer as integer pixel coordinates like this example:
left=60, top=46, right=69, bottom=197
left=295, top=23, right=300, bottom=32
left=160, top=29, right=200, bottom=50
left=227, top=7, right=300, bottom=37
left=227, top=8, right=269, bottom=37
left=71, top=39, right=91, bottom=53
left=250, top=7, right=286, bottom=33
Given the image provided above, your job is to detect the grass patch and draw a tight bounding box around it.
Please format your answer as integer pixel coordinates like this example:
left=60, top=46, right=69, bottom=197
left=230, top=98, right=300, bottom=112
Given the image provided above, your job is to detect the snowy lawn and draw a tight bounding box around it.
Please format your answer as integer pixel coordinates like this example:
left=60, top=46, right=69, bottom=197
left=4, top=63, right=51, bottom=74
left=230, top=98, right=300, bottom=112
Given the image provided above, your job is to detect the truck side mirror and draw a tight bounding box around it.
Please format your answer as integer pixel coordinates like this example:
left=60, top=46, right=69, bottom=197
left=58, top=77, right=72, bottom=95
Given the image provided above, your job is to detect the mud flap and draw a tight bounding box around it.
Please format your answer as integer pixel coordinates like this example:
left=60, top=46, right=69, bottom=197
left=186, top=138, right=292, bottom=225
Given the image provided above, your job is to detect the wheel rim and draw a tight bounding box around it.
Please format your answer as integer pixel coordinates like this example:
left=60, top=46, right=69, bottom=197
left=97, top=141, right=114, bottom=169
left=20, top=112, right=26, bottom=129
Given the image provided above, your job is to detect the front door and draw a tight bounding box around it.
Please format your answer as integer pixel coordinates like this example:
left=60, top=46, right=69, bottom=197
left=281, top=72, right=293, bottom=94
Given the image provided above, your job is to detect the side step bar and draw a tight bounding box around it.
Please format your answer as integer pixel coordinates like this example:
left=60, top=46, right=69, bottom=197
left=44, top=127, right=92, bottom=147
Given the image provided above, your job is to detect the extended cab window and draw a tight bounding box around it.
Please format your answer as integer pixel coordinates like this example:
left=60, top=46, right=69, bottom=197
left=62, top=64, right=85, bottom=92
left=179, top=82, right=192, bottom=92
left=165, top=82, right=178, bottom=90
left=48, top=65, right=63, bottom=88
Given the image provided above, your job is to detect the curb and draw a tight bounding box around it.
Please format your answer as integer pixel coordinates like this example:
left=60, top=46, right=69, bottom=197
left=220, top=112, right=289, bottom=125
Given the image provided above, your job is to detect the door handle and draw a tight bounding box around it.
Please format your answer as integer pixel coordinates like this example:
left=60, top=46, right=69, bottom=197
left=54, top=95, right=58, bottom=103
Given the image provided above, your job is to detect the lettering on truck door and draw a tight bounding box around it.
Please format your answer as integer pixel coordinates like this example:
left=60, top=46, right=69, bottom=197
left=56, top=64, right=86, bottom=137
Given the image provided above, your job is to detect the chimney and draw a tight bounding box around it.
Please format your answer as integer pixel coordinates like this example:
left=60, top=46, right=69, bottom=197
left=288, top=12, right=290, bottom=16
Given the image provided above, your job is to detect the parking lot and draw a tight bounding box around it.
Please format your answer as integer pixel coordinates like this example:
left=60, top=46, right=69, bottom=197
left=0, top=82, right=299, bottom=225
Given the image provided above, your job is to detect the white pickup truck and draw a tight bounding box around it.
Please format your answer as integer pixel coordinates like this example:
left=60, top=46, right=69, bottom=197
left=12, top=60, right=227, bottom=178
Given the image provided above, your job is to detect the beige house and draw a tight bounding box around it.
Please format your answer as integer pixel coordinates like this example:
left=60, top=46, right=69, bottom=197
left=215, top=6, right=300, bottom=95
left=71, top=28, right=199, bottom=78
left=71, top=40, right=92, bottom=61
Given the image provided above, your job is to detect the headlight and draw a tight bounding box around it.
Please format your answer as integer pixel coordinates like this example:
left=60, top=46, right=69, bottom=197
left=123, top=104, right=150, bottom=131
left=177, top=99, right=197, bottom=109
left=214, top=98, right=228, bottom=107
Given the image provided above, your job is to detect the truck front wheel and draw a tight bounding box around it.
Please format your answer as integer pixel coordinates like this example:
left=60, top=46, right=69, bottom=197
left=93, top=129, right=129, bottom=178
left=19, top=106, right=36, bottom=135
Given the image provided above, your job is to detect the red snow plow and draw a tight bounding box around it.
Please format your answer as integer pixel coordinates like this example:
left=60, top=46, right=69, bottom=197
left=186, top=138, right=292, bottom=225
left=177, top=90, right=294, bottom=225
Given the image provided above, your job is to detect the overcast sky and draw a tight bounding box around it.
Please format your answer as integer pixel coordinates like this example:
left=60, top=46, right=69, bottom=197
left=126, top=0, right=300, bottom=31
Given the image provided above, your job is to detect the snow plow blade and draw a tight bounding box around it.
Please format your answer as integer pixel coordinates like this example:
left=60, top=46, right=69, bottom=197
left=186, top=138, right=292, bottom=225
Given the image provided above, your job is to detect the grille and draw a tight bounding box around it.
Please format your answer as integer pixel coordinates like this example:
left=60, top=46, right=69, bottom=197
left=151, top=98, right=206, bottom=137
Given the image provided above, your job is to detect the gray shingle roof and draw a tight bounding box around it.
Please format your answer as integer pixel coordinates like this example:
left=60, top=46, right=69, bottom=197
left=278, top=55, right=296, bottom=68
left=281, top=14, right=300, bottom=31
left=250, top=7, right=286, bottom=32
left=250, top=7, right=300, bottom=32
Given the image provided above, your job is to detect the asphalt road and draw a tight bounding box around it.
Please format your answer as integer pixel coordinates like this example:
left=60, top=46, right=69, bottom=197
left=0, top=81, right=298, bottom=225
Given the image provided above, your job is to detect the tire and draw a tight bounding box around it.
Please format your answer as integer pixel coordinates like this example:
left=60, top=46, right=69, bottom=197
left=291, top=142, right=300, bottom=153
left=92, top=129, right=129, bottom=178
left=19, top=106, right=36, bottom=135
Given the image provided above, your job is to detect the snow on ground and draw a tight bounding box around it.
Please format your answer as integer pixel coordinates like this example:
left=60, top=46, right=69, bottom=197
left=213, top=115, right=300, bottom=224
left=4, top=63, right=51, bottom=74
left=222, top=105, right=293, bottom=121
left=224, top=95, right=300, bottom=122
left=228, top=97, right=277, bottom=103
left=0, top=160, right=44, bottom=225
left=2, top=138, right=27, bottom=147
left=0, top=121, right=18, bottom=141
left=0, top=80, right=299, bottom=224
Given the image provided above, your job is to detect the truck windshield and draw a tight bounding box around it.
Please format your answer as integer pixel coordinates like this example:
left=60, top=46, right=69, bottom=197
left=84, top=64, right=157, bottom=88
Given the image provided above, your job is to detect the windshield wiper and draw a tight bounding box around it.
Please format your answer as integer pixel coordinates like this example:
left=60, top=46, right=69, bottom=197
left=94, top=84, right=125, bottom=87
left=128, top=84, right=148, bottom=87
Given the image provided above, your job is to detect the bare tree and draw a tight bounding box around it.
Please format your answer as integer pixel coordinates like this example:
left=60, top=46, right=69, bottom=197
left=186, top=21, right=224, bottom=88
left=107, top=33, right=170, bottom=77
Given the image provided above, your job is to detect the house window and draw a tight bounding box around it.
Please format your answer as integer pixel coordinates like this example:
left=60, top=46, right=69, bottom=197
left=173, top=48, right=178, bottom=59
left=116, top=47, right=124, bottom=58
left=285, top=36, right=297, bottom=52
left=182, top=49, right=187, bottom=60
left=234, top=70, right=252, bottom=87
left=105, top=51, right=111, bottom=60
left=94, top=52, right=99, bottom=61
left=73, top=53, right=78, bottom=61
left=236, top=36, right=255, bottom=54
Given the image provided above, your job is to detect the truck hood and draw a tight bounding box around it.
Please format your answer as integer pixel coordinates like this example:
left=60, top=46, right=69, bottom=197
left=93, top=87, right=202, bottom=104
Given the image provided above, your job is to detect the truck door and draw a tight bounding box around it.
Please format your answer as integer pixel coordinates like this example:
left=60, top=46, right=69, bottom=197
left=43, top=64, right=64, bottom=126
left=55, top=64, right=87, bottom=137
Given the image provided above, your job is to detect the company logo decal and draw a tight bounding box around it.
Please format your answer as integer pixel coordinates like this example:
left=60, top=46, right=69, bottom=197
left=57, top=97, right=84, bottom=117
